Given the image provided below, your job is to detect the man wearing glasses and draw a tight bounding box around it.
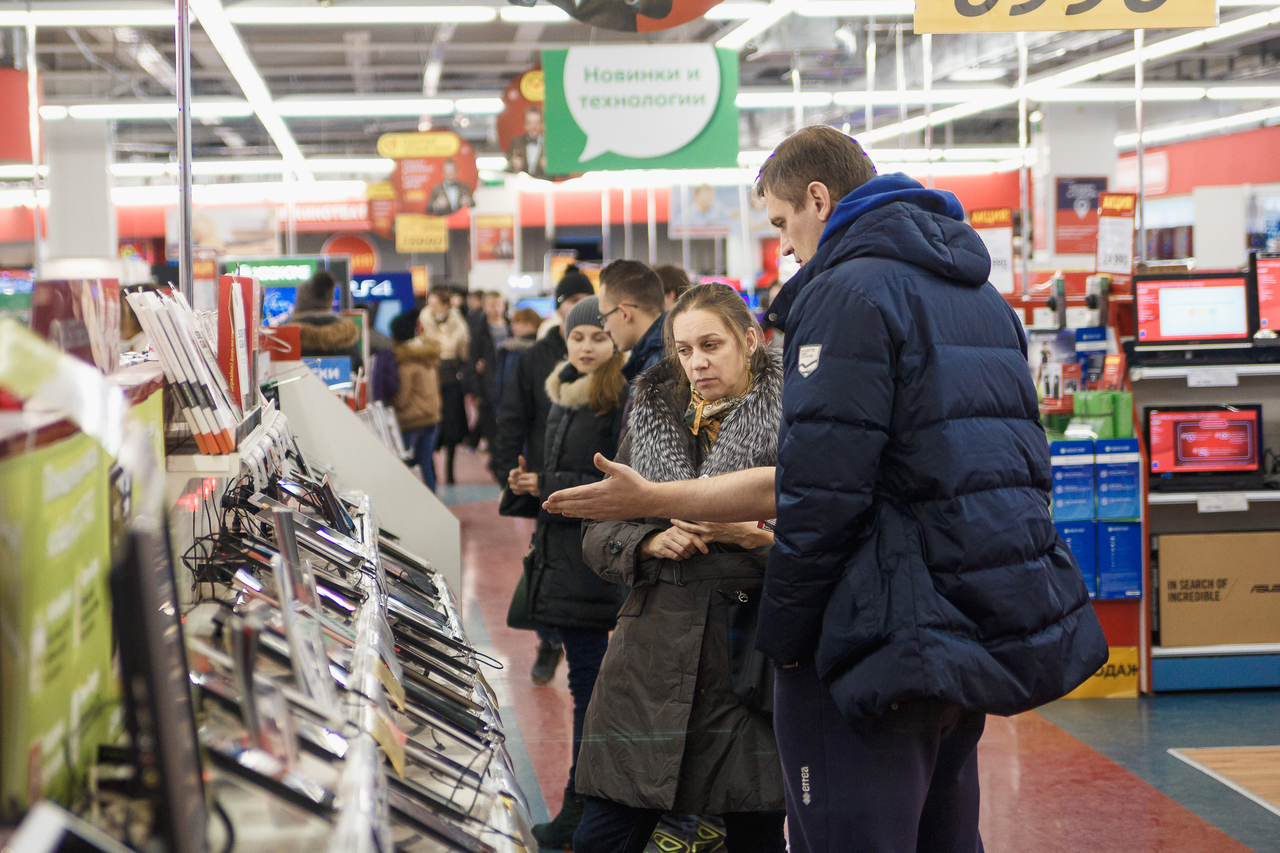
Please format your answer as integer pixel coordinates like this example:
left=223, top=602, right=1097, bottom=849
left=596, top=260, right=668, bottom=381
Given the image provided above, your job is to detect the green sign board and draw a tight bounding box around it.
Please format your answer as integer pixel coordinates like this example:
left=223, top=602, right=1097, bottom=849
left=1, top=432, right=119, bottom=816
left=227, top=256, right=320, bottom=286
left=543, top=44, right=739, bottom=174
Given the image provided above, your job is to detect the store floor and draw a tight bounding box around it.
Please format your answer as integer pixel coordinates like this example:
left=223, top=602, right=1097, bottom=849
left=438, top=449, right=1280, bottom=853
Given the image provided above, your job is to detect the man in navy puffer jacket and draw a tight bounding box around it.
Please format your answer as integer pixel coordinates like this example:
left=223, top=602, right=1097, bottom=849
left=543, top=126, right=1108, bottom=852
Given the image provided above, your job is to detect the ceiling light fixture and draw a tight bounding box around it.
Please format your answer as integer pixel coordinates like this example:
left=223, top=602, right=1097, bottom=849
left=737, top=91, right=834, bottom=108
left=0, top=7, right=174, bottom=27
left=498, top=6, right=572, bottom=23
left=189, top=0, right=312, bottom=181
left=947, top=68, right=1008, bottom=82
left=795, top=1, right=914, bottom=16
left=1116, top=103, right=1280, bottom=148
left=223, top=5, right=497, bottom=25
left=716, top=0, right=803, bottom=51
left=274, top=98, right=454, bottom=117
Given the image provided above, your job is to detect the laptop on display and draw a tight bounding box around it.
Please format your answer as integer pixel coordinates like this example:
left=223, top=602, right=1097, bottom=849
left=1133, top=271, right=1256, bottom=359
left=1251, top=252, right=1280, bottom=341
left=1145, top=404, right=1268, bottom=492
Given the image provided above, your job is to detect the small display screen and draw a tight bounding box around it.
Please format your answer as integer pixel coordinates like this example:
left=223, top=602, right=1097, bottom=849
left=1135, top=277, right=1250, bottom=344
left=1256, top=256, right=1280, bottom=330
left=1148, top=407, right=1261, bottom=474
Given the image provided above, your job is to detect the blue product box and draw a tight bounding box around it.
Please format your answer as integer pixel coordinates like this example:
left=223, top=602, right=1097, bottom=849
left=1055, top=520, right=1098, bottom=599
left=1075, top=327, right=1108, bottom=388
left=1050, top=439, right=1096, bottom=521
left=1096, top=438, right=1142, bottom=520
left=1098, top=521, right=1143, bottom=599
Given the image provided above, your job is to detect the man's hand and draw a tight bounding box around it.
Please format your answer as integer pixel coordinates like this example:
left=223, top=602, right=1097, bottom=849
left=670, top=519, right=772, bottom=549
left=507, top=455, right=540, bottom=497
left=639, top=527, right=708, bottom=561
left=542, top=454, right=655, bottom=519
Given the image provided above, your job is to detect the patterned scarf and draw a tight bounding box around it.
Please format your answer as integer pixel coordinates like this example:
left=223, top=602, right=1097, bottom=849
left=685, top=382, right=748, bottom=457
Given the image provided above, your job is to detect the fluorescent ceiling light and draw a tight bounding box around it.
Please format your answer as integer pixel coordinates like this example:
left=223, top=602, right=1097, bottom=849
left=1116, top=103, right=1280, bottom=148
left=737, top=91, right=833, bottom=108
left=223, top=5, right=496, bottom=25
left=948, top=68, right=1007, bottom=82
left=796, top=1, right=914, bottom=16
left=0, top=164, right=47, bottom=179
left=306, top=158, right=394, bottom=173
left=476, top=156, right=509, bottom=171
left=1208, top=86, right=1280, bottom=99
left=275, top=98, right=453, bottom=117
left=716, top=0, right=802, bottom=50
left=705, top=2, right=769, bottom=19
left=39, top=105, right=68, bottom=120
left=1036, top=87, right=1207, bottom=102
left=0, top=7, right=174, bottom=27
left=453, top=97, right=504, bottom=115
left=834, top=88, right=1007, bottom=106
left=189, top=0, right=312, bottom=181
left=109, top=158, right=394, bottom=178
left=499, top=6, right=571, bottom=23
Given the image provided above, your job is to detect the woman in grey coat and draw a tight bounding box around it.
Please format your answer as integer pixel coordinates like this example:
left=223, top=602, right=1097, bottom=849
left=572, top=283, right=786, bottom=853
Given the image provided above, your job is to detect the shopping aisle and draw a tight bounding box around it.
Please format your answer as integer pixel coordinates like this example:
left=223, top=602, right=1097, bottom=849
left=443, top=450, right=1280, bottom=853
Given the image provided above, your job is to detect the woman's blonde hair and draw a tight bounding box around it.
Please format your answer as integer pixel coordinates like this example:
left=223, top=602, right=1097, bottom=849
left=664, top=282, right=769, bottom=377
left=588, top=351, right=627, bottom=415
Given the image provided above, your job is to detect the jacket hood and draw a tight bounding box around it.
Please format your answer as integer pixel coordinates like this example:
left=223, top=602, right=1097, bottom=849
left=393, top=336, right=441, bottom=366
left=291, top=315, right=359, bottom=351
left=767, top=173, right=990, bottom=334
left=544, top=359, right=593, bottom=410
left=627, top=350, right=783, bottom=483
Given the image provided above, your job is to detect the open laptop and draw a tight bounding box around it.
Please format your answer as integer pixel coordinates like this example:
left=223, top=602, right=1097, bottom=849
left=1132, top=271, right=1256, bottom=366
left=1145, top=404, right=1268, bottom=492
left=1251, top=252, right=1280, bottom=343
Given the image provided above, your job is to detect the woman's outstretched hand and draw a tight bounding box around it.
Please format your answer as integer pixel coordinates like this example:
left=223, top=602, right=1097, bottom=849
left=543, top=454, right=654, bottom=519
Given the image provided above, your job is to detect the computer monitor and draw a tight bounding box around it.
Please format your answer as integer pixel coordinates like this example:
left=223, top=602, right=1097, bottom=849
left=515, top=296, right=557, bottom=318
left=1252, top=252, right=1280, bottom=332
left=1134, top=271, right=1254, bottom=350
left=1145, top=405, right=1264, bottom=478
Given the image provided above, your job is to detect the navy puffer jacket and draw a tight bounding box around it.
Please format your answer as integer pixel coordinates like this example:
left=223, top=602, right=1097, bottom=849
left=757, top=173, right=1108, bottom=719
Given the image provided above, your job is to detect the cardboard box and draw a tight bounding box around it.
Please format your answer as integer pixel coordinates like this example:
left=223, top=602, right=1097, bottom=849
left=1099, top=521, right=1143, bottom=600
left=1056, top=520, right=1098, bottom=598
left=1096, top=439, right=1141, bottom=520
left=1050, top=439, right=1095, bottom=521
left=1158, top=532, right=1280, bottom=647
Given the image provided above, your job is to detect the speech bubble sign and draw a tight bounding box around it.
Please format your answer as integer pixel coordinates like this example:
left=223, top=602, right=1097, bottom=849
left=563, top=44, right=720, bottom=163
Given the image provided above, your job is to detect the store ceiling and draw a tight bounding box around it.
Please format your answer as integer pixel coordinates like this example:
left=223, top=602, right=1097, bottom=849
left=4, top=0, right=1280, bottom=175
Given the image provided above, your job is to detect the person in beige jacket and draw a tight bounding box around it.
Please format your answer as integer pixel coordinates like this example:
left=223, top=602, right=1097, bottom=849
left=390, top=310, right=443, bottom=491
left=419, top=288, right=471, bottom=484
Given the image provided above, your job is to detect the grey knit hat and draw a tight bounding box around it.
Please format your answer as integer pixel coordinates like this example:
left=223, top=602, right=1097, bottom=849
left=564, top=295, right=603, bottom=335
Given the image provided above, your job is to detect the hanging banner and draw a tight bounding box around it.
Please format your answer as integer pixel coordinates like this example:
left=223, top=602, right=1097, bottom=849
left=500, top=68, right=548, bottom=179
left=547, top=0, right=726, bottom=32
left=394, top=215, right=449, bottom=254
left=1056, top=177, right=1108, bottom=255
left=1096, top=193, right=1137, bottom=285
left=379, top=130, right=478, bottom=218
left=543, top=44, right=739, bottom=174
left=474, top=215, right=517, bottom=262
left=669, top=184, right=774, bottom=238
left=970, top=208, right=1015, bottom=295
left=913, top=0, right=1217, bottom=34
left=367, top=181, right=396, bottom=239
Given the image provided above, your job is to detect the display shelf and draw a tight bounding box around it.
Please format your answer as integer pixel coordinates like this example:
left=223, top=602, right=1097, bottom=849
left=1151, top=645, right=1280, bottom=691
left=1147, top=490, right=1280, bottom=505
left=1129, top=363, right=1280, bottom=381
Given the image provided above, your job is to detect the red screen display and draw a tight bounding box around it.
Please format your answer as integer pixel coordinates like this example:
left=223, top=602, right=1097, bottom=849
left=1149, top=409, right=1260, bottom=474
left=1135, top=277, right=1249, bottom=344
left=1257, top=258, right=1280, bottom=330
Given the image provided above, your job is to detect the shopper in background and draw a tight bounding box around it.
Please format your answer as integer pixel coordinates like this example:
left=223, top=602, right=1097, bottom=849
left=288, top=271, right=363, bottom=371
left=388, top=310, right=443, bottom=491
left=465, top=289, right=485, bottom=319
left=419, top=287, right=470, bottom=486
left=547, top=126, right=1108, bottom=853
left=493, top=268, right=596, bottom=684
left=596, top=260, right=666, bottom=382
left=504, top=297, right=630, bottom=849
left=465, top=291, right=509, bottom=450
left=491, top=307, right=541, bottom=413
left=654, top=264, right=692, bottom=312
left=572, top=283, right=786, bottom=853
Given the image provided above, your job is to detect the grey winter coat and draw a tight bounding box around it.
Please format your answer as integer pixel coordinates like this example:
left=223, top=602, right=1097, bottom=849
left=576, top=352, right=786, bottom=814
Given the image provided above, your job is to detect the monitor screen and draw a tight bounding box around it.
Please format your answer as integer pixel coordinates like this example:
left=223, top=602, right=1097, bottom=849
left=516, top=296, right=557, bottom=318
left=1255, top=254, right=1280, bottom=331
left=1135, top=275, right=1251, bottom=347
left=1147, top=406, right=1262, bottom=475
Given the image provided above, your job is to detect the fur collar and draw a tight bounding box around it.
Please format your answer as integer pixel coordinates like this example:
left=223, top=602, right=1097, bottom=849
left=544, top=359, right=594, bottom=410
left=393, top=336, right=441, bottom=366
left=627, top=350, right=783, bottom=483
left=291, top=315, right=359, bottom=351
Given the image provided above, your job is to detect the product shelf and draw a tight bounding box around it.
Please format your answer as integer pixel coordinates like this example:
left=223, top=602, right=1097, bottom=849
left=1150, top=644, right=1280, bottom=691
left=1129, top=363, right=1280, bottom=382
left=1147, top=490, right=1280, bottom=505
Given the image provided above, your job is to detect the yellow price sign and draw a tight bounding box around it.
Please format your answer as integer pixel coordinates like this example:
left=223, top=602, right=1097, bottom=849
left=914, top=0, right=1217, bottom=33
left=376, top=131, right=462, bottom=160
left=366, top=180, right=396, bottom=201
left=395, top=214, right=449, bottom=254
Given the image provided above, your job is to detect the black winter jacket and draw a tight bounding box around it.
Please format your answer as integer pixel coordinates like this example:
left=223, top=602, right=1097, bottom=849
left=490, top=327, right=567, bottom=484
left=758, top=173, right=1108, bottom=720
left=528, top=362, right=629, bottom=630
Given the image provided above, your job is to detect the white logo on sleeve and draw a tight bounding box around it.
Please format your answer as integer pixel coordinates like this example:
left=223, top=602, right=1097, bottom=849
left=798, top=345, right=821, bottom=377
left=800, top=765, right=812, bottom=805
